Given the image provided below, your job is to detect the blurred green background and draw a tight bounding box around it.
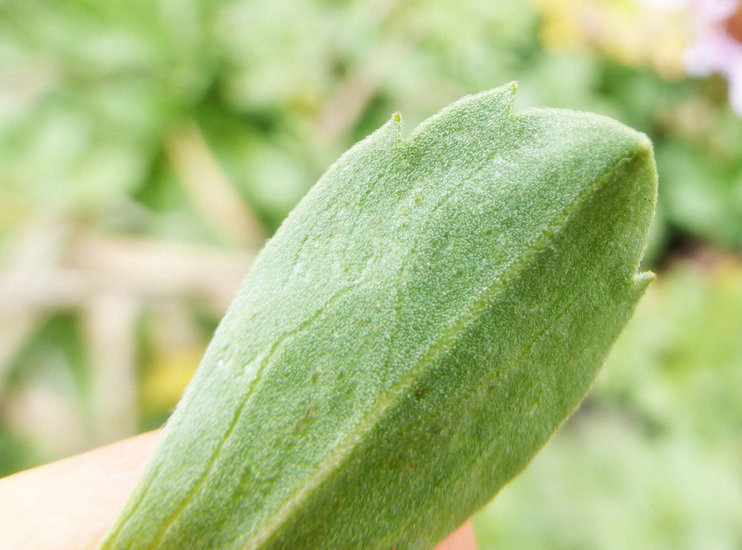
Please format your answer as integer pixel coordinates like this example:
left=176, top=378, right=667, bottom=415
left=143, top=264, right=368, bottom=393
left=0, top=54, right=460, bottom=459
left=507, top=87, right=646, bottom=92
left=1, top=0, right=741, bottom=548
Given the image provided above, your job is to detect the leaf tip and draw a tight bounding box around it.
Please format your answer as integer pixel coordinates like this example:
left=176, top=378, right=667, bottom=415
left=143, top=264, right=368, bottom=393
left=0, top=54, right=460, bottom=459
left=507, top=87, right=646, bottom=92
left=387, top=110, right=405, bottom=141
left=406, top=82, right=519, bottom=144
left=632, top=271, right=655, bottom=296
left=458, top=80, right=518, bottom=118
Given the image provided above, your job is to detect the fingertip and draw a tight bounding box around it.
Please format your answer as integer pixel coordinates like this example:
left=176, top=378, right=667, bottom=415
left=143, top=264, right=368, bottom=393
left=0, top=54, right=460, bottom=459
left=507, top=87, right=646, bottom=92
left=435, top=520, right=478, bottom=550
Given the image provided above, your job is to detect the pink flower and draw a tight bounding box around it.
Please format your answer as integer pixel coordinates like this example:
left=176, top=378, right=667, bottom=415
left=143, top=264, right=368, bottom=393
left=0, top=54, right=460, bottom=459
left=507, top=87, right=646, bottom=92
left=684, top=0, right=742, bottom=114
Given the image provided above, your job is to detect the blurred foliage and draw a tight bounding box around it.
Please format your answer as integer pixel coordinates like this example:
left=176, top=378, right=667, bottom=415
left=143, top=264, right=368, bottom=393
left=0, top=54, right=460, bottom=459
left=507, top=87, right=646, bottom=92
left=1, top=0, right=741, bottom=547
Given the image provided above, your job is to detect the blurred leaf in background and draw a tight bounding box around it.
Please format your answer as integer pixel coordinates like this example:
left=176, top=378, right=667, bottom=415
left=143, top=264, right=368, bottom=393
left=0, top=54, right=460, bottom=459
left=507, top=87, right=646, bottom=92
left=1, top=0, right=741, bottom=547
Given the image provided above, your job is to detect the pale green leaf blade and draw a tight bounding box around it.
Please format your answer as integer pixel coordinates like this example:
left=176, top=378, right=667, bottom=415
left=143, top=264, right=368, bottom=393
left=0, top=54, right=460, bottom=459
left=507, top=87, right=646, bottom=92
left=101, top=82, right=657, bottom=549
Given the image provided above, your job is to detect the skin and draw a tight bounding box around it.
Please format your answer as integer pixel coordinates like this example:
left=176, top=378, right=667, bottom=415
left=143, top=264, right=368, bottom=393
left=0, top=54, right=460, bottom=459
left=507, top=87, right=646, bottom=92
left=0, top=430, right=477, bottom=550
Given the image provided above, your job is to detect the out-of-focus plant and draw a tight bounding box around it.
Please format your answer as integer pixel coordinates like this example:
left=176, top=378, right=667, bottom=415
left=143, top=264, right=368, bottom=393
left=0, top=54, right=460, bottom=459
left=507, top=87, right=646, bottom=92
left=682, top=0, right=742, bottom=114
left=536, top=0, right=742, bottom=253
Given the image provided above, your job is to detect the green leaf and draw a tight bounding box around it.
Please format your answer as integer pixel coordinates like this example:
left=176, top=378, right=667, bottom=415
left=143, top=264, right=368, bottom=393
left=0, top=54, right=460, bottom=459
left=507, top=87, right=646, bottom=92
left=100, top=82, right=657, bottom=549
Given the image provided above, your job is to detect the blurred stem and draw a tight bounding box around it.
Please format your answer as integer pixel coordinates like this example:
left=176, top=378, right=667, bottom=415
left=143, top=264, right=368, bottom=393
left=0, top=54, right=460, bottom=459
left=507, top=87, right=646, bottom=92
left=166, top=121, right=266, bottom=249
left=0, top=213, right=72, bottom=390
left=315, top=0, right=409, bottom=141
left=84, top=293, right=139, bottom=445
left=0, top=231, right=254, bottom=313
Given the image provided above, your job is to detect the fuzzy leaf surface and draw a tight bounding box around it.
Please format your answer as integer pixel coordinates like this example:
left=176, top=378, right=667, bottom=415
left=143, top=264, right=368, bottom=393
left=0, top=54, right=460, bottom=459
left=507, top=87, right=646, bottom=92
left=101, top=83, right=657, bottom=549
